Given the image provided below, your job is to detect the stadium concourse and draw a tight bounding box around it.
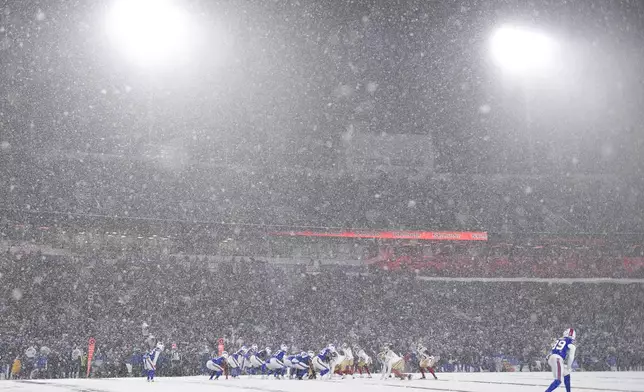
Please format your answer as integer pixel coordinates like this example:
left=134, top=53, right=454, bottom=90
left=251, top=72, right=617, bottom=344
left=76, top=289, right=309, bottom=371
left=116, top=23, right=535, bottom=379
left=6, top=373, right=644, bottom=392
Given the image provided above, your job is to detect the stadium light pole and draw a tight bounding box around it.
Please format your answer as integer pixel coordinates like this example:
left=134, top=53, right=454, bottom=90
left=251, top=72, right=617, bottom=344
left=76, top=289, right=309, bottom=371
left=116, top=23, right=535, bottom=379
left=490, top=25, right=559, bottom=174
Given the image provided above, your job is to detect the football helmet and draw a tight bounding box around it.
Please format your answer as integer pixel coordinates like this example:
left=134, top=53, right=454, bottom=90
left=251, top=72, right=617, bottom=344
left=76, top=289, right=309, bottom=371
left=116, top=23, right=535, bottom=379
left=563, top=328, right=576, bottom=341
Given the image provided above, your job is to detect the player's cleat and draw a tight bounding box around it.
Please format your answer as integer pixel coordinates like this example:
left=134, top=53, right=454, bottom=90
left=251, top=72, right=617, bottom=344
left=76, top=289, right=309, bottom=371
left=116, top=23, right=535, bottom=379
left=407, top=374, right=412, bottom=380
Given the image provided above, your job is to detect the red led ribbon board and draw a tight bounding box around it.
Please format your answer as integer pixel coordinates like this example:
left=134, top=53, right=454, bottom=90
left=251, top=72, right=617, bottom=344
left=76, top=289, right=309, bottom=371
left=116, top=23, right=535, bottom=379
left=270, top=230, right=487, bottom=241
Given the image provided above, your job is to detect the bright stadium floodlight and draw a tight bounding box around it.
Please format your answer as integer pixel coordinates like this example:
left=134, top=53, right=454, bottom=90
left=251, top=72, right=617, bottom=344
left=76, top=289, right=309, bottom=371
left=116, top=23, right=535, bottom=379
left=105, top=0, right=193, bottom=69
left=490, top=25, right=558, bottom=77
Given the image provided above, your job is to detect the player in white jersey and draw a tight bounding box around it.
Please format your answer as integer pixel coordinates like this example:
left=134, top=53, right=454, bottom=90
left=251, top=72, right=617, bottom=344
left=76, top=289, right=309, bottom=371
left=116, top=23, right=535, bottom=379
left=379, top=344, right=412, bottom=380
left=416, top=344, right=438, bottom=380
left=355, top=346, right=372, bottom=378
left=326, top=344, right=345, bottom=378
left=338, top=343, right=355, bottom=378
left=546, top=328, right=577, bottom=392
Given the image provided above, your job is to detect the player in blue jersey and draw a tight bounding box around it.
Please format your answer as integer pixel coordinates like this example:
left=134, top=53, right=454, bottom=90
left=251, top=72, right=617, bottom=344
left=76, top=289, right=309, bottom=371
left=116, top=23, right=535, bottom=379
left=265, top=344, right=288, bottom=378
left=281, top=351, right=310, bottom=379
left=206, top=353, right=228, bottom=380
left=311, top=345, right=335, bottom=379
left=546, top=328, right=577, bottom=392
left=256, top=347, right=272, bottom=377
left=143, top=342, right=163, bottom=382
left=256, top=346, right=271, bottom=362
left=224, top=346, right=247, bottom=378
left=283, top=353, right=296, bottom=378
left=226, top=348, right=244, bottom=378
left=233, top=346, right=247, bottom=362
left=293, top=351, right=312, bottom=380
left=232, top=346, right=248, bottom=376
left=246, top=344, right=265, bottom=376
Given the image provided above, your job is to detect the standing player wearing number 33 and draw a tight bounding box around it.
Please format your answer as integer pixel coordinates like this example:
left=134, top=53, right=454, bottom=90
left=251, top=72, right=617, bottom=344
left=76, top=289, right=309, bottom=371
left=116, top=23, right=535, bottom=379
left=545, top=328, right=577, bottom=392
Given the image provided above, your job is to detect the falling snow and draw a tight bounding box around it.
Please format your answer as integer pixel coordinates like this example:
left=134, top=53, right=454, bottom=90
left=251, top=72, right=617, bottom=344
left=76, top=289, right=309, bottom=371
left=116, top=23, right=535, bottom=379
left=12, top=288, right=23, bottom=301
left=0, top=0, right=643, bottom=386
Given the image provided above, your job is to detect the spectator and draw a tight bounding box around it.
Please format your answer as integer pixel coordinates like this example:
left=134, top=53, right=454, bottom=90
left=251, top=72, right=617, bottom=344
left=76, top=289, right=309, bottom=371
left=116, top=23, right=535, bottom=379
left=70, top=347, right=82, bottom=378
left=169, top=344, right=182, bottom=377
left=0, top=247, right=642, bottom=378
left=10, top=356, right=21, bottom=379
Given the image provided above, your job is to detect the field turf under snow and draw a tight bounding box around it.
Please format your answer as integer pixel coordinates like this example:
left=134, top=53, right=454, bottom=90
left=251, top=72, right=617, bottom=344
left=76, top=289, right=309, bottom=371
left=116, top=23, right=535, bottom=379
left=5, top=372, right=644, bottom=392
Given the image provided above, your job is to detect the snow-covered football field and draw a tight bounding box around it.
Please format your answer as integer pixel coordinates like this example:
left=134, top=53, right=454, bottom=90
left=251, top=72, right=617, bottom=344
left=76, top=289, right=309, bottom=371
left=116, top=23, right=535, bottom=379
left=4, top=372, right=644, bottom=392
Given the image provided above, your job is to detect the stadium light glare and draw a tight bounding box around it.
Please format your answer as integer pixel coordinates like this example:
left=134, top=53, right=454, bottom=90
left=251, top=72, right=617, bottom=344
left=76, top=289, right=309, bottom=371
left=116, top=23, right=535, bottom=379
left=105, top=0, right=193, bottom=69
left=490, top=25, right=558, bottom=77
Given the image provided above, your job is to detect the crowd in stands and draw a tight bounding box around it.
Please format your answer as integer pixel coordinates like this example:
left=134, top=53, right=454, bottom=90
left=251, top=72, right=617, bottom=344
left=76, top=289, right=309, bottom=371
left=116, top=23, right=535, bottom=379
left=2, top=153, right=643, bottom=234
left=367, top=244, right=644, bottom=278
left=1, top=248, right=643, bottom=380
left=4, top=222, right=644, bottom=279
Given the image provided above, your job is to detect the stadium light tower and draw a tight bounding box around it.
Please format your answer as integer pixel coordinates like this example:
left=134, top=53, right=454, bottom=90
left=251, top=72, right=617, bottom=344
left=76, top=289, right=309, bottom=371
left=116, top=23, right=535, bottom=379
left=105, top=0, right=199, bottom=145
left=490, top=25, right=558, bottom=77
left=490, top=25, right=559, bottom=173
left=105, top=0, right=194, bottom=69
